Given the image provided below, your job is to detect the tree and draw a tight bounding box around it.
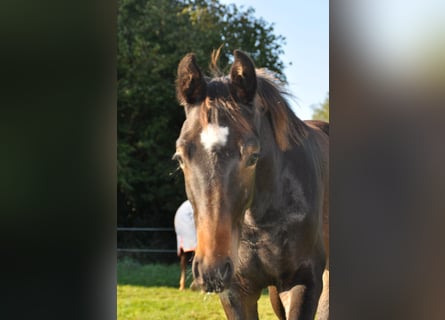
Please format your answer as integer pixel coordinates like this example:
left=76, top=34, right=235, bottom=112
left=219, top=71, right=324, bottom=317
left=312, top=93, right=329, bottom=122
left=118, top=0, right=287, bottom=258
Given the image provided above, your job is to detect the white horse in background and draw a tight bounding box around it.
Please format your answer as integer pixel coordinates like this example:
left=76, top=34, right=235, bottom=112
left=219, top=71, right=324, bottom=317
left=174, top=200, right=197, bottom=290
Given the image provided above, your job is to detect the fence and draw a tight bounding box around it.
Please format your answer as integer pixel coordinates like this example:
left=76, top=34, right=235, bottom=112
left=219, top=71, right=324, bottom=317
left=117, top=227, right=177, bottom=254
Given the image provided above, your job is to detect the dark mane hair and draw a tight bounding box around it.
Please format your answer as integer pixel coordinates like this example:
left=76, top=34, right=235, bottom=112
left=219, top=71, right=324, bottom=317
left=199, top=51, right=308, bottom=151
left=255, top=69, right=308, bottom=149
left=198, top=78, right=254, bottom=137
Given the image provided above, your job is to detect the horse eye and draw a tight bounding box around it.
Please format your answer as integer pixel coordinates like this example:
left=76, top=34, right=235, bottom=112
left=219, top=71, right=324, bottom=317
left=172, top=153, right=184, bottom=166
left=246, top=153, right=260, bottom=167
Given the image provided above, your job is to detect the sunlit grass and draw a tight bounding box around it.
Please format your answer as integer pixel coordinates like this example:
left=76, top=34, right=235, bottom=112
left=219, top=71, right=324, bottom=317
left=117, top=258, right=277, bottom=319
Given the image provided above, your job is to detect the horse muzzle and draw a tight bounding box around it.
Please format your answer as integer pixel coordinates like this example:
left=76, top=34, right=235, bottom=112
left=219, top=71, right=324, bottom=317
left=192, top=257, right=234, bottom=293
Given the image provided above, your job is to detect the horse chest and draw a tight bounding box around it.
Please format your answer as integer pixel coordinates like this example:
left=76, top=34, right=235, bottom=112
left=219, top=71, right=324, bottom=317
left=239, top=226, right=296, bottom=279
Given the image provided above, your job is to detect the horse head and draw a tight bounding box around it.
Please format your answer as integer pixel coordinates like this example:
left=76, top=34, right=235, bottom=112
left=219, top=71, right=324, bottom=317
left=174, top=50, right=261, bottom=292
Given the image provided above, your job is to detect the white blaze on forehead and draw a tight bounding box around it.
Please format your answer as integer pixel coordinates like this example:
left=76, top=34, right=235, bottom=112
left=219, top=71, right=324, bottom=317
left=200, top=124, right=229, bottom=151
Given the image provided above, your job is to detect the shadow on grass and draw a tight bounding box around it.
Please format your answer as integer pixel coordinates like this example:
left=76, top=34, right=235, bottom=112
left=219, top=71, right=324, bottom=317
left=117, top=257, right=194, bottom=288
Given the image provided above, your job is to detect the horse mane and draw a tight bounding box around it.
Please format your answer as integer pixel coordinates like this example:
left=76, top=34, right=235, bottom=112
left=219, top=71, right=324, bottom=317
left=200, top=51, right=308, bottom=151
left=255, top=69, right=308, bottom=149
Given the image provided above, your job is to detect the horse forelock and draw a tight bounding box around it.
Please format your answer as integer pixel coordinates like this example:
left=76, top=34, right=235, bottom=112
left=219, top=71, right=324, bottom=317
left=198, top=79, right=253, bottom=136
left=195, top=51, right=308, bottom=151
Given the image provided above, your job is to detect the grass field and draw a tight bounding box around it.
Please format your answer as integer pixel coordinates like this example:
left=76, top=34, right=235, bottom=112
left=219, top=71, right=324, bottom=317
left=117, top=258, right=277, bottom=319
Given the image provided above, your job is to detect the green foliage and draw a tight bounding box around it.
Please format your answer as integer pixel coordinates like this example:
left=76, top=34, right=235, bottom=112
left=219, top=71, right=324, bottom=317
left=118, top=0, right=287, bottom=238
left=312, top=93, right=329, bottom=122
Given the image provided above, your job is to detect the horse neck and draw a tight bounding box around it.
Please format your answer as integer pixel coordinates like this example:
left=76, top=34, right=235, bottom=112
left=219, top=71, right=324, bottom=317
left=249, top=116, right=322, bottom=223
left=249, top=118, right=289, bottom=218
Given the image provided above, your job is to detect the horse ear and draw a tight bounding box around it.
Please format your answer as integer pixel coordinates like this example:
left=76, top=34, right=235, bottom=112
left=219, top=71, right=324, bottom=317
left=229, top=50, right=257, bottom=104
left=176, top=53, right=207, bottom=106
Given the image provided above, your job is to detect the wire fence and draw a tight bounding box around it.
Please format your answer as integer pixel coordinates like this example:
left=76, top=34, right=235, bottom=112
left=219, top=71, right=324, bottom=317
left=117, top=227, right=177, bottom=254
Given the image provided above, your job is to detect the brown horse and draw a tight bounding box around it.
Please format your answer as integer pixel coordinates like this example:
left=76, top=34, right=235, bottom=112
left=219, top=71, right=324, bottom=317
left=174, top=50, right=329, bottom=319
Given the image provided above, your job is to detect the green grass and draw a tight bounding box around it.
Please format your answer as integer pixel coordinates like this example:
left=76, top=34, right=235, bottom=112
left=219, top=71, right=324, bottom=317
left=117, top=258, right=277, bottom=319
